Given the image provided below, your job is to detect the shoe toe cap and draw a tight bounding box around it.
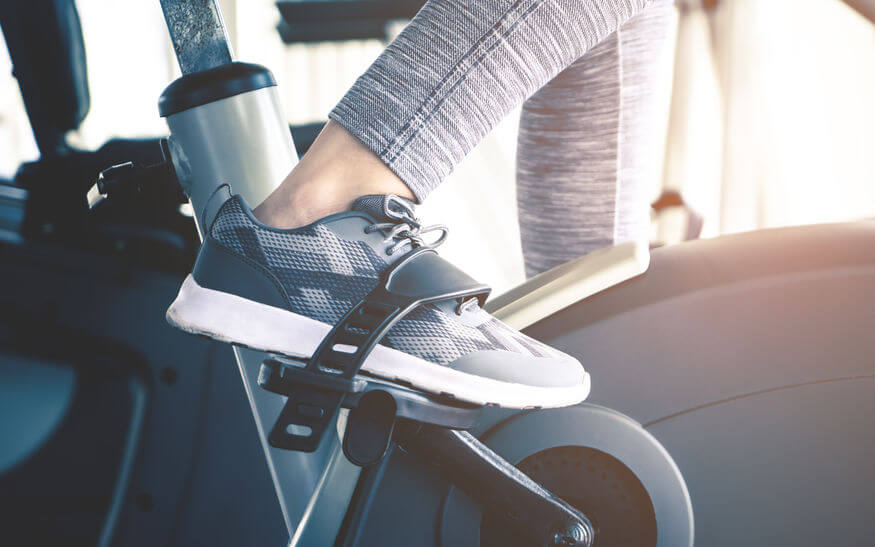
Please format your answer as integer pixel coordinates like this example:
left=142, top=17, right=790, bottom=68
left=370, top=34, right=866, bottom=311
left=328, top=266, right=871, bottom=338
left=449, top=349, right=585, bottom=388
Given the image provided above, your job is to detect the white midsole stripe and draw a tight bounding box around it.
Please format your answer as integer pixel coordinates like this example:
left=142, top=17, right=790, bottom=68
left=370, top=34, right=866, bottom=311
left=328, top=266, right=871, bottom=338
left=166, top=275, right=589, bottom=408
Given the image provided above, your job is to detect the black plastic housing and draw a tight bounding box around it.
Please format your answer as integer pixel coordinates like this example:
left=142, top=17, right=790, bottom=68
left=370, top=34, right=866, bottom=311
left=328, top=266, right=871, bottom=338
left=158, top=62, right=276, bottom=117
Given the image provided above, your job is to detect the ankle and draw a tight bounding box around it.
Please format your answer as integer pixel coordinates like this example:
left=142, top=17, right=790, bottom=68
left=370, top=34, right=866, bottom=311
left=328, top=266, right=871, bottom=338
left=253, top=121, right=416, bottom=229
left=254, top=178, right=348, bottom=229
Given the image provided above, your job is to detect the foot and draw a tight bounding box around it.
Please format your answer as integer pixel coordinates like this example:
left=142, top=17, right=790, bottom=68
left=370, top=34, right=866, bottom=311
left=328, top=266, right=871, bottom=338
left=166, top=191, right=589, bottom=408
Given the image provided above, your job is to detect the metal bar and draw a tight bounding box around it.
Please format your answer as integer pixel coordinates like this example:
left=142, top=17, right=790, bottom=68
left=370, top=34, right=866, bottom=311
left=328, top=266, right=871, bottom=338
left=333, top=452, right=391, bottom=546
left=399, top=424, right=594, bottom=547
left=159, top=0, right=234, bottom=74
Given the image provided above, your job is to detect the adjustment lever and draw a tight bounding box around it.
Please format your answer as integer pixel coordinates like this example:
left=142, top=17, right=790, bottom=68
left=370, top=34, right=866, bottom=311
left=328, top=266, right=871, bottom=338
left=86, top=139, right=176, bottom=209
left=342, top=390, right=397, bottom=466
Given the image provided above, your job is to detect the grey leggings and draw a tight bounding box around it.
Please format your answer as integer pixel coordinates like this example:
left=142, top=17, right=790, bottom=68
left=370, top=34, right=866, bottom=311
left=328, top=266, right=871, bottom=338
left=330, top=0, right=676, bottom=275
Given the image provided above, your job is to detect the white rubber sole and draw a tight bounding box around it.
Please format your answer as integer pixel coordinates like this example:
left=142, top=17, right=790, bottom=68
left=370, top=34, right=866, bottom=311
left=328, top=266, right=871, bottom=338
left=166, top=275, right=590, bottom=409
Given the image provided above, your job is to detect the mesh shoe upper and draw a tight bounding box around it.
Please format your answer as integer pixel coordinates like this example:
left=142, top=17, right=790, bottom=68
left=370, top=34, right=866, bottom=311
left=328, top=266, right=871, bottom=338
left=210, top=195, right=560, bottom=366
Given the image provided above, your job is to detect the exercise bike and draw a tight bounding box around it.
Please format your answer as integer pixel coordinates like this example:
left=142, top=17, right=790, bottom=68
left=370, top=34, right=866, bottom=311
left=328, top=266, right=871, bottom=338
left=3, top=0, right=873, bottom=545
left=101, top=2, right=689, bottom=545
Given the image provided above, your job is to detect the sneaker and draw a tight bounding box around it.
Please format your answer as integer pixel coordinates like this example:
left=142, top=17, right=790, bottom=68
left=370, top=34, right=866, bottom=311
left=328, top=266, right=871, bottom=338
left=166, top=190, right=589, bottom=408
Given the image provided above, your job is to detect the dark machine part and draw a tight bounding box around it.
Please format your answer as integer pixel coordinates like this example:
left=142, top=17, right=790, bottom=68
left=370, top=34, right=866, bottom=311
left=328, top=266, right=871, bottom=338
left=481, top=446, right=657, bottom=546
left=0, top=0, right=200, bottom=271
left=314, top=401, right=688, bottom=547
left=157, top=62, right=277, bottom=118
left=323, top=410, right=598, bottom=547
left=260, top=356, right=481, bottom=463
left=276, top=0, right=426, bottom=43
left=0, top=237, right=287, bottom=546
left=0, top=0, right=319, bottom=275
left=333, top=453, right=394, bottom=547
left=0, top=312, right=147, bottom=546
left=86, top=140, right=179, bottom=210
left=343, top=391, right=398, bottom=467
left=399, top=425, right=595, bottom=547
left=437, top=405, right=692, bottom=547
left=14, top=137, right=199, bottom=273
left=0, top=0, right=89, bottom=158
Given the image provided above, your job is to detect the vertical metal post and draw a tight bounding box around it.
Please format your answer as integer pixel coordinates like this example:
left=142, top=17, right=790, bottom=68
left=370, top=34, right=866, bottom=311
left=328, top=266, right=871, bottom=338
left=158, top=0, right=234, bottom=74
left=157, top=1, right=359, bottom=542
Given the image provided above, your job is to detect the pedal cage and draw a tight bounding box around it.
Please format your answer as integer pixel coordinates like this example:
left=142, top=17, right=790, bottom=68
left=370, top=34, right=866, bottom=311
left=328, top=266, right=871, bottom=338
left=258, top=356, right=481, bottom=457
left=257, top=250, right=490, bottom=457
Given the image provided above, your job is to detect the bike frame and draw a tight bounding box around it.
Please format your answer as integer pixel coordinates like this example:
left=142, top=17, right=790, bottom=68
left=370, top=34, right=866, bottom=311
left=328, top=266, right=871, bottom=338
left=157, top=1, right=359, bottom=542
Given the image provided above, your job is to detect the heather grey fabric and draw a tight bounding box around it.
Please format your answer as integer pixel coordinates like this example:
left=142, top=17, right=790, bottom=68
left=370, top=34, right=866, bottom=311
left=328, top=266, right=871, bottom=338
left=330, top=0, right=676, bottom=276
left=518, top=0, right=676, bottom=275
left=208, top=194, right=562, bottom=366
left=330, top=0, right=660, bottom=200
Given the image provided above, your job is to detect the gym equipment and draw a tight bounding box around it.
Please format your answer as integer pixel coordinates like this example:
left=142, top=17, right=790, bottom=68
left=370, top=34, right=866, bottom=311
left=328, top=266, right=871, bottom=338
left=524, top=221, right=875, bottom=545
left=0, top=1, right=284, bottom=545
left=110, top=1, right=688, bottom=544
left=0, top=232, right=288, bottom=546
left=2, top=0, right=872, bottom=545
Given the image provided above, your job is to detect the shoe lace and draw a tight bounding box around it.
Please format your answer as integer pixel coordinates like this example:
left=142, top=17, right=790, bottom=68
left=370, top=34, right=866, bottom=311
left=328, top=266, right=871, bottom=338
left=364, top=194, right=449, bottom=256
left=364, top=195, right=478, bottom=316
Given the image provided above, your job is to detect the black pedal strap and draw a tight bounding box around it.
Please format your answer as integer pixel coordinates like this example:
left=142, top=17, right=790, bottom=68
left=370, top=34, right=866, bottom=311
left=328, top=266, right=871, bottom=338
left=267, top=248, right=490, bottom=452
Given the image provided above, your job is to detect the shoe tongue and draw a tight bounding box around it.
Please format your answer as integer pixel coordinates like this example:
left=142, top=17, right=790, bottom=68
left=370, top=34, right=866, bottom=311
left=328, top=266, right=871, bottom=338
left=351, top=194, right=416, bottom=223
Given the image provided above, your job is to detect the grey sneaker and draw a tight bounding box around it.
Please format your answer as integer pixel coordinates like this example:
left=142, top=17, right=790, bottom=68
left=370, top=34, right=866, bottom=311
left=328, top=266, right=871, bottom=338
left=166, top=191, right=589, bottom=408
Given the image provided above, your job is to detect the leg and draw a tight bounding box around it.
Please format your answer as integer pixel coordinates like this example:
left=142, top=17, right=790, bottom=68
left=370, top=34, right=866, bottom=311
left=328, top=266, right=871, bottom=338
left=517, top=0, right=676, bottom=276
left=257, top=0, right=658, bottom=229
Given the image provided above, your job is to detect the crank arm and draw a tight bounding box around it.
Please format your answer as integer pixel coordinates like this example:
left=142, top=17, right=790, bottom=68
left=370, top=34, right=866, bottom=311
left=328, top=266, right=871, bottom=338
left=397, top=423, right=594, bottom=547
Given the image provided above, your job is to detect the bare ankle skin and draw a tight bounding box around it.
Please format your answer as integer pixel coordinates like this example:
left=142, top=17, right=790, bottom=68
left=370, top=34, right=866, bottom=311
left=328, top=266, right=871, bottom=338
left=254, top=120, right=415, bottom=229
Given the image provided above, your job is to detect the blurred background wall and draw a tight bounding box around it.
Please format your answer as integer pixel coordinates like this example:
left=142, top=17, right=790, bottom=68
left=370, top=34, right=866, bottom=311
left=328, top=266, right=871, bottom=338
left=0, top=0, right=872, bottom=293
